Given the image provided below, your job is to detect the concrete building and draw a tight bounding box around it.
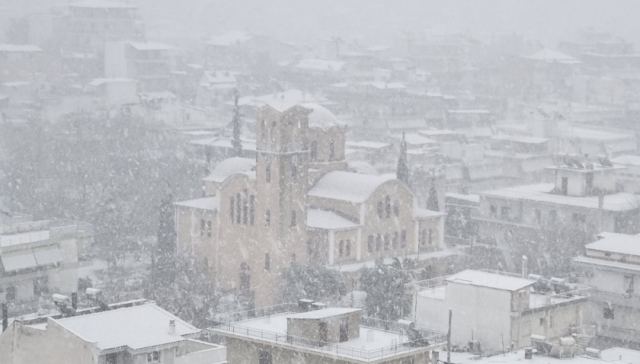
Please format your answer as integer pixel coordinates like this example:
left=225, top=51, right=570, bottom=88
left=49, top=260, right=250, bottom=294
left=105, top=41, right=175, bottom=92
left=476, top=161, right=640, bottom=264
left=212, top=304, right=444, bottom=363
left=0, top=217, right=93, bottom=315
left=175, top=103, right=445, bottom=308
left=414, top=270, right=587, bottom=353
left=573, top=232, right=640, bottom=346
left=0, top=299, right=226, bottom=364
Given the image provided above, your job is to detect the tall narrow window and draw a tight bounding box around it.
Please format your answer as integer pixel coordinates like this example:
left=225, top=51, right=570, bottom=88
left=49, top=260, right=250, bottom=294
left=206, top=221, right=212, bottom=237
left=266, top=163, right=271, bottom=183
left=230, top=196, right=235, bottom=223
left=384, top=233, right=390, bottom=250
left=367, top=235, right=374, bottom=253
left=377, top=201, right=384, bottom=218
left=264, top=253, right=271, bottom=271
left=265, top=209, right=271, bottom=226
left=235, top=193, right=241, bottom=224
left=346, top=240, right=351, bottom=256
left=392, top=232, right=399, bottom=249
left=310, top=141, right=318, bottom=161
left=249, top=195, right=255, bottom=225
left=200, top=219, right=206, bottom=236
left=258, top=349, right=272, bottom=364
left=329, top=140, right=335, bottom=160
left=393, top=201, right=399, bottom=216
left=428, top=228, right=433, bottom=245
left=385, top=195, right=391, bottom=218
left=290, top=211, right=297, bottom=227
left=401, top=230, right=407, bottom=248
left=376, top=234, right=382, bottom=251
left=242, top=190, right=248, bottom=224
left=339, top=240, right=344, bottom=257
left=419, top=229, right=426, bottom=246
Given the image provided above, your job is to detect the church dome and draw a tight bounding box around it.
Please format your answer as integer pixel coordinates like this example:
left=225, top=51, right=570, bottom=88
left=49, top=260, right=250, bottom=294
left=300, top=103, right=344, bottom=129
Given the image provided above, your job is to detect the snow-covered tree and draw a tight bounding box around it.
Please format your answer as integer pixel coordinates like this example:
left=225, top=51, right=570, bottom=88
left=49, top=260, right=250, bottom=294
left=396, top=131, right=410, bottom=185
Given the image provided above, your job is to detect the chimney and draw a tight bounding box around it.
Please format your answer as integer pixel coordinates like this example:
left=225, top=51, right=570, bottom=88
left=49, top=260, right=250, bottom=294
left=168, top=319, right=176, bottom=335
left=2, top=303, right=7, bottom=332
left=71, top=292, right=78, bottom=310
left=521, top=255, right=528, bottom=278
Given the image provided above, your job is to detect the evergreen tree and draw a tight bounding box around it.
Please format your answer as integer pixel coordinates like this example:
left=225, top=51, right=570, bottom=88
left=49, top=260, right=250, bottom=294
left=360, top=261, right=411, bottom=321
left=154, top=193, right=177, bottom=283
left=396, top=131, right=410, bottom=185
left=281, top=264, right=346, bottom=302
left=231, top=89, right=242, bottom=156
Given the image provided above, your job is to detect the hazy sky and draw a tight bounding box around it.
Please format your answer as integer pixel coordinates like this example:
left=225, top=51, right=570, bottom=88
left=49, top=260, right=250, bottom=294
left=138, top=0, right=640, bottom=47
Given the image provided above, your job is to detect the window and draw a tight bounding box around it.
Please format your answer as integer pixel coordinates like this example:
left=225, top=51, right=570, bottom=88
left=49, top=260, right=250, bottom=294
left=572, top=213, right=586, bottom=224
left=206, top=220, right=212, bottom=237
left=490, top=205, right=497, bottom=217
left=310, top=141, right=318, bottom=161
left=393, top=201, right=399, bottom=216
left=384, top=233, right=390, bottom=250
left=535, top=209, right=541, bottom=224
left=106, top=353, right=117, bottom=364
left=624, top=275, right=634, bottom=295
left=200, top=219, right=206, bottom=236
left=419, top=229, right=425, bottom=246
left=258, top=349, right=272, bottom=364
left=539, top=317, right=545, bottom=326
left=376, top=234, right=382, bottom=251
left=290, top=211, right=297, bottom=227
left=265, top=209, right=271, bottom=226
left=367, top=235, right=374, bottom=253
left=266, top=163, right=271, bottom=183
left=235, top=193, right=241, bottom=224
left=603, top=305, right=615, bottom=319
left=147, top=351, right=160, bottom=363
left=561, top=177, right=568, bottom=195
left=500, top=206, right=510, bottom=219
left=230, top=197, right=235, bottom=223
left=264, top=253, right=271, bottom=271
left=549, top=210, right=557, bottom=223
left=385, top=195, right=391, bottom=218
left=249, top=195, right=255, bottom=225
left=33, top=276, right=48, bottom=296
left=291, top=161, right=297, bottom=178
left=428, top=229, right=433, bottom=245
left=346, top=240, right=351, bottom=256
left=6, top=286, right=16, bottom=301
left=242, top=190, right=248, bottom=225
left=400, top=230, right=407, bottom=248
left=392, top=232, right=398, bottom=249
left=339, top=240, right=344, bottom=257
left=329, top=140, right=335, bottom=160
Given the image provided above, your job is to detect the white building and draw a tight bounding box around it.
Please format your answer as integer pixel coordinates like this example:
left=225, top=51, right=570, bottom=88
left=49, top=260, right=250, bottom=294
left=0, top=218, right=92, bottom=314
left=0, top=300, right=226, bottom=364
left=414, top=270, right=587, bottom=353
left=573, top=232, right=640, bottom=345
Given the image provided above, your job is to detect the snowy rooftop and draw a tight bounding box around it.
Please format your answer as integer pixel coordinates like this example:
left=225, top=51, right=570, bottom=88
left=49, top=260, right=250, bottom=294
left=414, top=207, right=444, bottom=219
left=287, top=307, right=361, bottom=320
left=46, top=302, right=199, bottom=351
left=300, top=103, right=345, bottom=128
left=175, top=196, right=219, bottom=211
left=239, top=89, right=326, bottom=112
left=451, top=347, right=640, bottom=364
left=446, top=192, right=480, bottom=204
left=612, top=154, right=640, bottom=166
left=586, top=232, right=640, bottom=257
left=346, top=140, right=391, bottom=150
left=204, top=157, right=256, bottom=183
left=308, top=171, right=396, bottom=203
left=491, top=134, right=548, bottom=144
left=128, top=41, right=174, bottom=51
left=573, top=255, right=640, bottom=273
left=207, top=31, right=252, bottom=47
left=69, top=0, right=137, bottom=9
left=558, top=125, right=632, bottom=141
left=306, top=209, right=359, bottom=230
left=295, top=58, right=345, bottom=72
left=0, top=44, right=42, bottom=52
left=0, top=230, right=50, bottom=248
left=524, top=49, right=581, bottom=64
left=217, top=309, right=436, bottom=360
left=191, top=137, right=257, bottom=152
left=482, top=183, right=640, bottom=211
left=446, top=270, right=534, bottom=291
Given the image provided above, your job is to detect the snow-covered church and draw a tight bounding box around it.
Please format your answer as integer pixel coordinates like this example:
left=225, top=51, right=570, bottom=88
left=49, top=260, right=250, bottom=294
left=175, top=103, right=444, bottom=307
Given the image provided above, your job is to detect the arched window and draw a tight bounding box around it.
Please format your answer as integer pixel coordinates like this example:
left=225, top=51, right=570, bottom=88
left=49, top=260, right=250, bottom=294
left=230, top=196, right=235, bottom=223
left=290, top=211, right=297, bottom=227
left=385, top=195, right=391, bottom=218
left=265, top=209, right=271, bottom=226
left=239, top=262, right=251, bottom=291
left=339, top=240, right=344, bottom=257
left=249, top=195, right=255, bottom=225
left=346, top=240, right=351, bottom=256
left=367, top=235, right=374, bottom=253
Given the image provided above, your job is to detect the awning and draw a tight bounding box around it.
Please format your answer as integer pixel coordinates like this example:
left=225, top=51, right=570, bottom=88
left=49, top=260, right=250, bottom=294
left=1, top=251, right=37, bottom=272
left=33, top=246, right=63, bottom=266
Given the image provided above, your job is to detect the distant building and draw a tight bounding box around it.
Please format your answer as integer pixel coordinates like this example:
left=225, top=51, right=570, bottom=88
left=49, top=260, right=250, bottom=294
left=414, top=269, right=587, bottom=353
left=0, top=299, right=226, bottom=364
left=0, top=216, right=93, bottom=315
left=574, top=232, right=640, bottom=346
left=175, top=103, right=445, bottom=307
left=105, top=41, right=175, bottom=92
left=476, top=161, right=640, bottom=267
left=212, top=304, right=443, bottom=363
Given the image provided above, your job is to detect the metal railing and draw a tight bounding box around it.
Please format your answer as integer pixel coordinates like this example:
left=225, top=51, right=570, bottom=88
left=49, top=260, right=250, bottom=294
left=209, top=303, right=445, bottom=360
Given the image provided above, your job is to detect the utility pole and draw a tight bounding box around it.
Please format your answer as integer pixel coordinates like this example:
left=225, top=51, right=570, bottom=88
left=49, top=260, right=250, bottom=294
left=447, top=309, right=452, bottom=364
